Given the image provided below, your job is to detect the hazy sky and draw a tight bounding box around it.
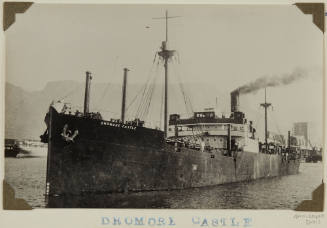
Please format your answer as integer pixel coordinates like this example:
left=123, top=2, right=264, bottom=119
left=5, top=4, right=324, bottom=144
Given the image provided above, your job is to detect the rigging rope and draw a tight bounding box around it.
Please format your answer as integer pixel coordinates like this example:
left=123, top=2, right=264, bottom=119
left=134, top=61, right=160, bottom=120
left=140, top=65, right=160, bottom=120
left=125, top=84, right=146, bottom=114
left=135, top=58, right=156, bottom=117
left=270, top=109, right=286, bottom=145
left=171, top=60, right=204, bottom=137
left=171, top=62, right=194, bottom=116
left=127, top=56, right=159, bottom=119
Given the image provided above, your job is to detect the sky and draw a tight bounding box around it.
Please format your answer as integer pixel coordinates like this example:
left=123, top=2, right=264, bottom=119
left=5, top=4, right=324, bottom=145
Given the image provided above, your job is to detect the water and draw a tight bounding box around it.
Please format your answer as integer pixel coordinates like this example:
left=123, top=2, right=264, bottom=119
left=5, top=147, right=47, bottom=208
left=5, top=148, right=323, bottom=209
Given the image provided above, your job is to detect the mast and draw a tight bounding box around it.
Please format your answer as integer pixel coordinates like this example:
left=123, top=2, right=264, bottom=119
left=165, top=10, right=168, bottom=43
left=121, top=68, right=129, bottom=123
left=83, top=71, right=92, bottom=115
left=260, top=88, right=271, bottom=151
left=164, top=49, right=169, bottom=137
left=157, top=10, right=177, bottom=138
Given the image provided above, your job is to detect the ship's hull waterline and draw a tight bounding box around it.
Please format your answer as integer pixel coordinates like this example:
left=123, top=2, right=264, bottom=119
left=46, top=107, right=300, bottom=196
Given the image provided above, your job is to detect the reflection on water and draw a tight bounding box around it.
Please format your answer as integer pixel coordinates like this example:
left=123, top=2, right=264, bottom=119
left=5, top=148, right=323, bottom=209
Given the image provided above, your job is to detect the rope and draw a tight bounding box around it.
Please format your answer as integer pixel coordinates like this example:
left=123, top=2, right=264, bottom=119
left=134, top=59, right=159, bottom=119
left=172, top=62, right=194, bottom=116
left=140, top=65, right=160, bottom=120
left=125, top=84, right=146, bottom=114
left=270, top=110, right=286, bottom=145
left=170, top=61, right=204, bottom=138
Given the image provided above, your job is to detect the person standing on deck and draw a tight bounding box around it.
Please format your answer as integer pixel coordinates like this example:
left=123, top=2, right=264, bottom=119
left=200, top=137, right=205, bottom=152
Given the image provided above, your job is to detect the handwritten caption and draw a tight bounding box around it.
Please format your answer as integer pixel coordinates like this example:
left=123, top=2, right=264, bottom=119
left=293, top=214, right=324, bottom=225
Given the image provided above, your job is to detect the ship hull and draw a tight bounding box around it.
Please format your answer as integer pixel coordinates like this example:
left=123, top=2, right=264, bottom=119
left=46, top=107, right=300, bottom=198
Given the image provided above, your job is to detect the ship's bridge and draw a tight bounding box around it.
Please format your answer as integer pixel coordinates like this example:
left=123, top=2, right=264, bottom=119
left=168, top=110, right=252, bottom=138
left=167, top=122, right=248, bottom=138
left=167, top=110, right=258, bottom=152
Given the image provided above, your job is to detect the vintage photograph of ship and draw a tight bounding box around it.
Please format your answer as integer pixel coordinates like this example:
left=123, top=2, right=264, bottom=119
left=4, top=4, right=324, bottom=209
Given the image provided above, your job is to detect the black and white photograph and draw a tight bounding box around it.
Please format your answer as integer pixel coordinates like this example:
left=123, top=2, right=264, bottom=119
left=2, top=2, right=325, bottom=213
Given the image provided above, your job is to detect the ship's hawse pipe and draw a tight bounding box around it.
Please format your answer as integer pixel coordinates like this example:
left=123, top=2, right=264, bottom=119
left=83, top=71, right=92, bottom=115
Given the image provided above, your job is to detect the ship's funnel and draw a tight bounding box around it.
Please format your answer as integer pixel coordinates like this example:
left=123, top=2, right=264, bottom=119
left=231, top=90, right=240, bottom=112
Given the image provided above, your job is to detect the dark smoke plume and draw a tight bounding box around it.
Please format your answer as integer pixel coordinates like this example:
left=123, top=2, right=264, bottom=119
left=234, top=68, right=308, bottom=94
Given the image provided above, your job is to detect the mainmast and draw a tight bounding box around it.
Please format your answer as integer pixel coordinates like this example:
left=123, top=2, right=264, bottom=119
left=157, top=10, right=177, bottom=138
left=260, top=88, right=271, bottom=151
left=121, top=68, right=129, bottom=123
left=83, top=71, right=92, bottom=115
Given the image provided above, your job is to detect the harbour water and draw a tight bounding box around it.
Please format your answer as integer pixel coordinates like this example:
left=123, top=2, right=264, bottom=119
left=4, top=147, right=323, bottom=209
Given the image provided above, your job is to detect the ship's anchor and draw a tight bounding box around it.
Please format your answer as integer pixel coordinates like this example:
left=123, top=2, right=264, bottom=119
left=61, top=124, right=79, bottom=142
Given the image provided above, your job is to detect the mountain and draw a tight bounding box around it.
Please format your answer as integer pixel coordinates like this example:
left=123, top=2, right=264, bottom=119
left=5, top=81, right=230, bottom=140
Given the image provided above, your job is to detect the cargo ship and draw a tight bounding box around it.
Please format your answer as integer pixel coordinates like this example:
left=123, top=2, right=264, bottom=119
left=41, top=11, right=300, bottom=205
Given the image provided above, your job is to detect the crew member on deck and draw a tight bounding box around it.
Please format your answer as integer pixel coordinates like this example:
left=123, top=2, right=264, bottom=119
left=200, top=137, right=205, bottom=152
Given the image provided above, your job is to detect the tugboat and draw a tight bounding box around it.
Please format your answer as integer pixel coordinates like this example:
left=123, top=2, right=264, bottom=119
left=41, top=11, right=300, bottom=206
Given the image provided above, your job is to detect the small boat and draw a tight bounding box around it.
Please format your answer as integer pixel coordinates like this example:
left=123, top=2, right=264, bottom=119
left=4, top=139, right=20, bottom=158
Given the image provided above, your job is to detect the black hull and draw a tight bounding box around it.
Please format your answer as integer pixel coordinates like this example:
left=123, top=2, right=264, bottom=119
left=46, top=107, right=300, bottom=202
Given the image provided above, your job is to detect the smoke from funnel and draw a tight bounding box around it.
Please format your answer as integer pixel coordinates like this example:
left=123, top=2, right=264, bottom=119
left=234, top=68, right=308, bottom=95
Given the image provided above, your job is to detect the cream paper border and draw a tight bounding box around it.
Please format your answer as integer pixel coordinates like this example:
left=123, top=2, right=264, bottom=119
left=0, top=0, right=326, bottom=227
